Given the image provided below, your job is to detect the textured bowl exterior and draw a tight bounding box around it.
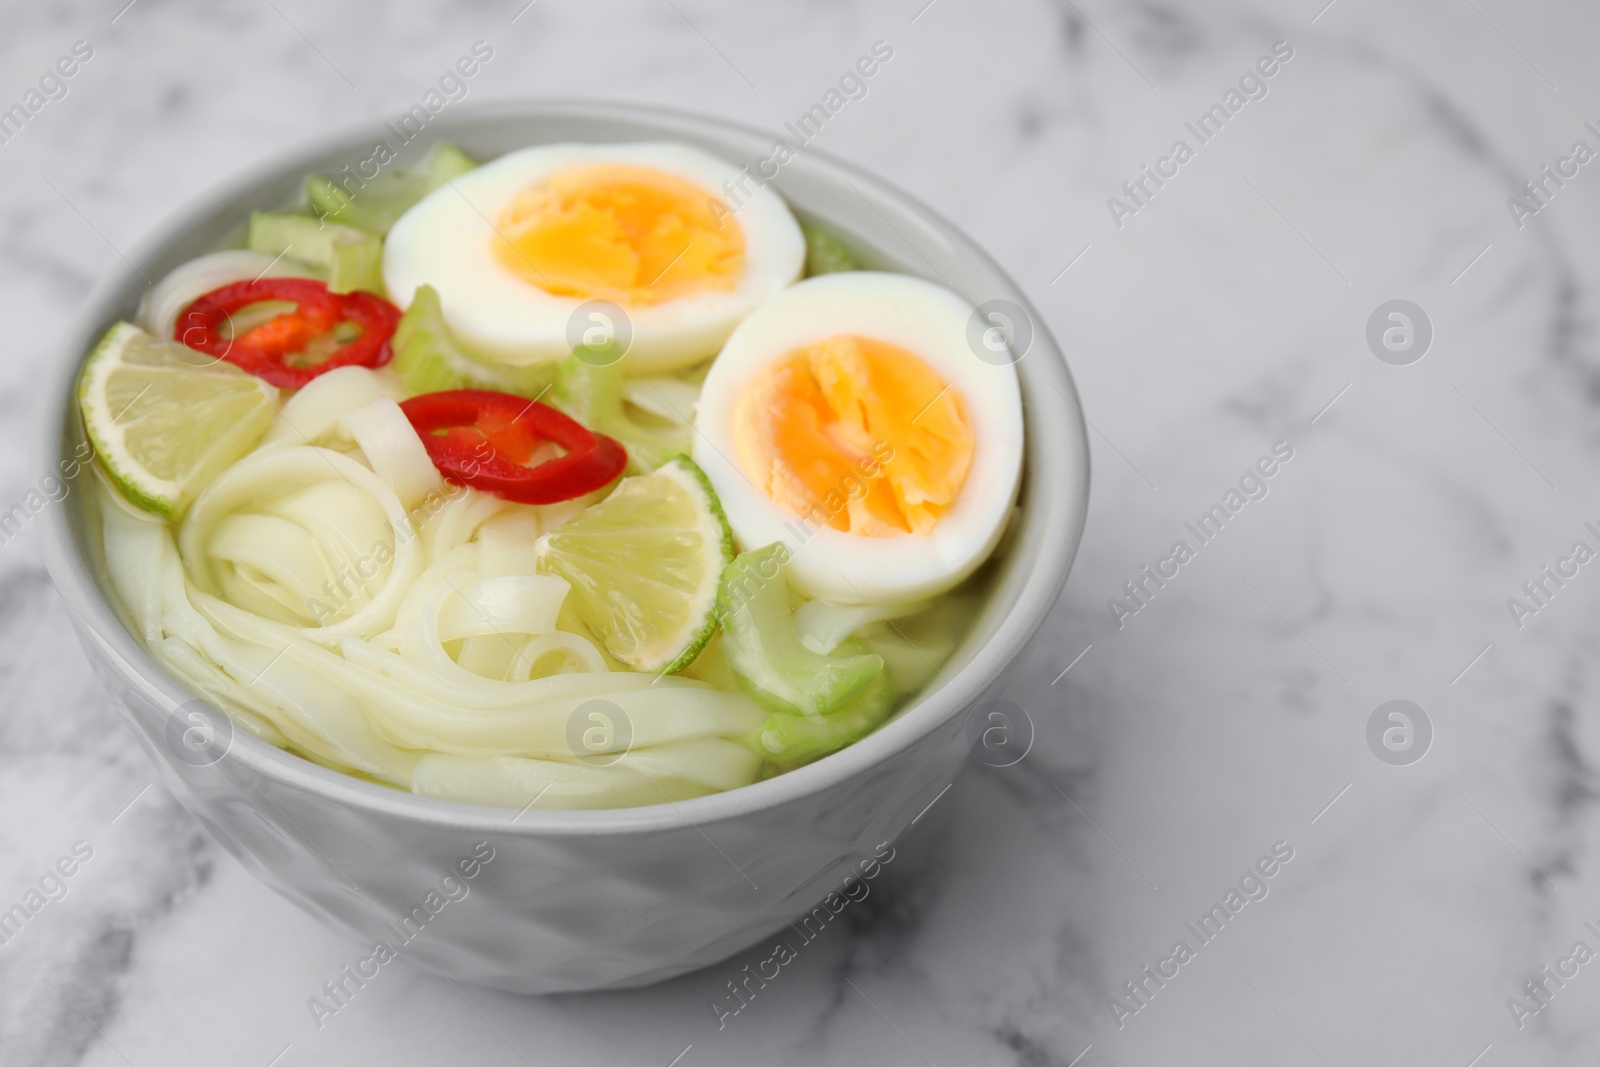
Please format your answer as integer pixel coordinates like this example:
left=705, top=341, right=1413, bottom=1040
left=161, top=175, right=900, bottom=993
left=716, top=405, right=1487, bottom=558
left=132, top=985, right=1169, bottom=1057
left=35, top=100, right=1090, bottom=994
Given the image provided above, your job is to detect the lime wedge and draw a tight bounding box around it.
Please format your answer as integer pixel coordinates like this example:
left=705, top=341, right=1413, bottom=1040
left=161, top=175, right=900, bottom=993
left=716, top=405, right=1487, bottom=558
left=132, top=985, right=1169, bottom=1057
left=535, top=456, right=732, bottom=673
left=77, top=322, right=278, bottom=519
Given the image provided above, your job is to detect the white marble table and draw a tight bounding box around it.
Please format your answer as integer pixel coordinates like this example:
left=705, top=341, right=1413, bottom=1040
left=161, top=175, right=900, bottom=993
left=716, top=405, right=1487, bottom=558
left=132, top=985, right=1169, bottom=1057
left=3, top=0, right=1598, bottom=1063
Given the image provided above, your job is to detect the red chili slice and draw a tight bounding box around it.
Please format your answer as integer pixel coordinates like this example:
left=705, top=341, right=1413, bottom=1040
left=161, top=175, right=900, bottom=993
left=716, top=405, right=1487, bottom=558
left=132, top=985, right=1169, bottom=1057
left=400, top=389, right=627, bottom=505
left=178, top=277, right=401, bottom=388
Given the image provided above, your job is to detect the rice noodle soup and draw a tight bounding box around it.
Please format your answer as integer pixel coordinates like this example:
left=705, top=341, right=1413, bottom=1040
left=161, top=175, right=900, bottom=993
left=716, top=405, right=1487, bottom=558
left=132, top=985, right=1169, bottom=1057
left=79, top=140, right=1024, bottom=810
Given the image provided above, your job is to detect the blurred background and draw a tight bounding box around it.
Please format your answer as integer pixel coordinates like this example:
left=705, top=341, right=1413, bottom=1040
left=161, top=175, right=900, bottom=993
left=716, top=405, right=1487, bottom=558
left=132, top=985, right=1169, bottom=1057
left=3, top=0, right=1599, bottom=1064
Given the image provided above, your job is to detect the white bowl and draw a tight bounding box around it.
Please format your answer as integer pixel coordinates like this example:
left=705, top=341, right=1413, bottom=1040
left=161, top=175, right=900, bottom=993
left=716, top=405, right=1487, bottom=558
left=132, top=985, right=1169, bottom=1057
left=35, top=100, right=1090, bottom=994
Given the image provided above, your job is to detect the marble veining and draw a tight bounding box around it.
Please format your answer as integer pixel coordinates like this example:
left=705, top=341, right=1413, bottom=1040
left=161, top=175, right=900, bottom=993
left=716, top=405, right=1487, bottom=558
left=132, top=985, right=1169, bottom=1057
left=4, top=0, right=1600, bottom=1063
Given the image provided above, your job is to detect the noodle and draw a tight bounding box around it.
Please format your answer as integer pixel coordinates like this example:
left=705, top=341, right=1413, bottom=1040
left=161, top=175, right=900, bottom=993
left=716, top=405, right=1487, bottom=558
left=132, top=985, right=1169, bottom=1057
left=96, top=398, right=770, bottom=806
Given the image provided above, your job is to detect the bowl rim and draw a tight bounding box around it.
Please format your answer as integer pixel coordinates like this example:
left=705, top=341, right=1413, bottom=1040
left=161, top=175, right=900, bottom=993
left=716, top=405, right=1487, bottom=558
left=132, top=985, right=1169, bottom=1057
left=35, top=98, right=1090, bottom=836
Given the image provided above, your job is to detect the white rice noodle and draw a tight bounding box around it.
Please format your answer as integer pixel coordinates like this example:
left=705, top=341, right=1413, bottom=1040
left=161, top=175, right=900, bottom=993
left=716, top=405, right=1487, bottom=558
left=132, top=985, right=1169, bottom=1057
left=178, top=446, right=421, bottom=644
left=336, top=636, right=761, bottom=756
left=96, top=455, right=767, bottom=807
left=438, top=574, right=570, bottom=641
left=411, top=737, right=762, bottom=810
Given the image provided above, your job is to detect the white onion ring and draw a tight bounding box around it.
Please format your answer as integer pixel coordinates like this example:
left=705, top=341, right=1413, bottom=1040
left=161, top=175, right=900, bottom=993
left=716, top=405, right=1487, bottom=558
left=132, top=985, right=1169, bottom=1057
left=418, top=490, right=509, bottom=565
left=260, top=366, right=397, bottom=449
left=339, top=397, right=445, bottom=509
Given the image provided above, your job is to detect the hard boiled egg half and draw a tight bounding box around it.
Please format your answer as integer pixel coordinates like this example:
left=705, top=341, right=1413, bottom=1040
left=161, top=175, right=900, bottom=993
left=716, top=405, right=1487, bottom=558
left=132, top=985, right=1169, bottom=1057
left=694, top=272, right=1024, bottom=605
left=383, top=142, right=805, bottom=372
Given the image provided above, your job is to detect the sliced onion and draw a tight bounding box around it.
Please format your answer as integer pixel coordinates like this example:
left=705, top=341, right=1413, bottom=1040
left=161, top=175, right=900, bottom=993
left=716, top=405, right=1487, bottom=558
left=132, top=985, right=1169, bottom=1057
left=339, top=397, right=445, bottom=510
left=260, top=366, right=396, bottom=448
left=418, top=490, right=509, bottom=565
left=475, top=511, right=543, bottom=575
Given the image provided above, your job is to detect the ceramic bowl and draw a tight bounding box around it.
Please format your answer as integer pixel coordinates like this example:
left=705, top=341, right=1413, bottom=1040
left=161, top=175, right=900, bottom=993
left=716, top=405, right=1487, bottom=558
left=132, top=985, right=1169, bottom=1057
left=35, top=100, right=1089, bottom=994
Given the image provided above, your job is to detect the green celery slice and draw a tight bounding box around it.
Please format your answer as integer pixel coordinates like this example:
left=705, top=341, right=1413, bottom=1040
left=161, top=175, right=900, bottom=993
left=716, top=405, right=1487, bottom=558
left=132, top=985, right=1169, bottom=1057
left=550, top=355, right=690, bottom=474
left=307, top=142, right=477, bottom=236
left=246, top=212, right=384, bottom=295
left=391, top=285, right=555, bottom=398
left=744, top=659, right=895, bottom=770
left=716, top=543, right=884, bottom=716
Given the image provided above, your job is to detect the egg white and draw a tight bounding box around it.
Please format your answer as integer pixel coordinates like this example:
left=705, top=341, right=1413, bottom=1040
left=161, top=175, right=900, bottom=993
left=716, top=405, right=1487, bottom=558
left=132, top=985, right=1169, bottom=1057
left=382, top=142, right=805, bottom=373
left=694, top=272, right=1025, bottom=606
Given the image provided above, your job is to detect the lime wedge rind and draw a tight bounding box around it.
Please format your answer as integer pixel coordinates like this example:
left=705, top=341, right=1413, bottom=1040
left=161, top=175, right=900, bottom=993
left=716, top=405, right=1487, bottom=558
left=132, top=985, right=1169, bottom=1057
left=77, top=322, right=278, bottom=520
left=536, top=456, right=732, bottom=673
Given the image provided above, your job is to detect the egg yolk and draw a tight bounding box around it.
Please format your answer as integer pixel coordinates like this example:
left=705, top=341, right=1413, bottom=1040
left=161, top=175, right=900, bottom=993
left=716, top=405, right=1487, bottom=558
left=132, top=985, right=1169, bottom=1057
left=731, top=335, right=974, bottom=536
left=492, top=164, right=745, bottom=307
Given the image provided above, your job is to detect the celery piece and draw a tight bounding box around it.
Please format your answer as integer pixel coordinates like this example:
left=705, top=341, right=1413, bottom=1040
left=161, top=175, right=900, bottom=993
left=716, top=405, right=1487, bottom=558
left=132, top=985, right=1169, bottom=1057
left=307, top=142, right=477, bottom=236
left=745, top=657, right=895, bottom=771
left=246, top=213, right=384, bottom=295
left=717, top=543, right=884, bottom=716
left=549, top=355, right=690, bottom=474
left=327, top=234, right=384, bottom=295
left=390, top=285, right=555, bottom=399
left=802, top=223, right=861, bottom=276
